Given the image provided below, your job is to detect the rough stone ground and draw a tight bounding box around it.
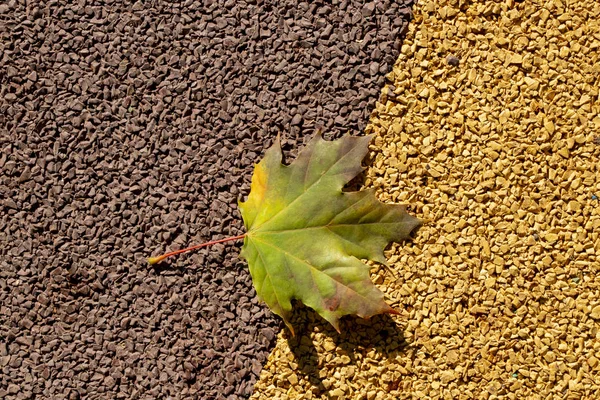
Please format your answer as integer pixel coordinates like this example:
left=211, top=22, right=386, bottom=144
left=252, top=0, right=600, bottom=399
left=0, top=1, right=414, bottom=399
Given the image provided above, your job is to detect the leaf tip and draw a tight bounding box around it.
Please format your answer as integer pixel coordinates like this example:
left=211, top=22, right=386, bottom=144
left=332, top=323, right=341, bottom=334
left=387, top=307, right=402, bottom=316
left=323, top=314, right=341, bottom=333
left=284, top=320, right=296, bottom=337
left=410, top=217, right=424, bottom=235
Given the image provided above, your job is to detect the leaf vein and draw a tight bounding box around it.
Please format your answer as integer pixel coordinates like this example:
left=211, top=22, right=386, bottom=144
left=251, top=141, right=361, bottom=230
left=251, top=236, right=381, bottom=306
left=256, top=219, right=412, bottom=234
left=251, top=238, right=286, bottom=312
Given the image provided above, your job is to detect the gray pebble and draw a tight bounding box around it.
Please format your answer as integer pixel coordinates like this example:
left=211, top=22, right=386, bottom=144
left=447, top=54, right=460, bottom=66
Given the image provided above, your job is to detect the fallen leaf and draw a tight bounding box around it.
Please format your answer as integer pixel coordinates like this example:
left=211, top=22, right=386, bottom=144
left=239, top=133, right=420, bottom=333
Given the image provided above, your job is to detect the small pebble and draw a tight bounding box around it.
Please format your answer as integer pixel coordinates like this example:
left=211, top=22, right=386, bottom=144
left=446, top=54, right=460, bottom=66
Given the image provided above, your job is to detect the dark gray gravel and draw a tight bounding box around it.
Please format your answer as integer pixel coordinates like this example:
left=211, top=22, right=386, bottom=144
left=0, top=0, right=413, bottom=398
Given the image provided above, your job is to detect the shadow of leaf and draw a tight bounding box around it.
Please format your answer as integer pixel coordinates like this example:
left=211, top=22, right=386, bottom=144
left=282, top=304, right=410, bottom=397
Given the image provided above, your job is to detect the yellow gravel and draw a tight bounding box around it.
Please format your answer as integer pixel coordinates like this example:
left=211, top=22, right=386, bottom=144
left=252, top=0, right=600, bottom=398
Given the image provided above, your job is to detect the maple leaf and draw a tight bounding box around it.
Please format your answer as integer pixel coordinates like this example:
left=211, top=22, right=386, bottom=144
left=238, top=133, right=421, bottom=334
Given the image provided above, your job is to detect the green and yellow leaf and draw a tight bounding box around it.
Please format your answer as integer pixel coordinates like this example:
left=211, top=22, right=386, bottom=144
left=239, top=133, right=421, bottom=334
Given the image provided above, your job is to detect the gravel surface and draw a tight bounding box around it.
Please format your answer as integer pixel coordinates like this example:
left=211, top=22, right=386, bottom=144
left=0, top=1, right=414, bottom=398
left=253, top=0, right=600, bottom=398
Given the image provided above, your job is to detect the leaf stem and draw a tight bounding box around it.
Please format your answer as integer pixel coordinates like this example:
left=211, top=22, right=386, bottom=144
left=147, top=233, right=247, bottom=265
